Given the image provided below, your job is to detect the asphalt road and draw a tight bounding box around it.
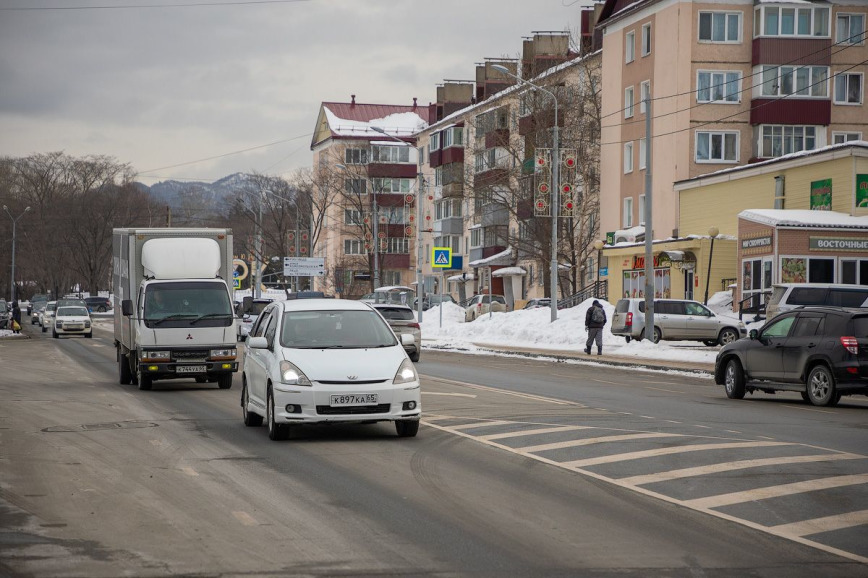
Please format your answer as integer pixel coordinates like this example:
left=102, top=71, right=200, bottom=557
left=1, top=321, right=866, bottom=577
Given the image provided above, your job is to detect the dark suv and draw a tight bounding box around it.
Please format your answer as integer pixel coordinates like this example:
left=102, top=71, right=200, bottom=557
left=85, top=296, right=112, bottom=312
left=715, top=306, right=868, bottom=407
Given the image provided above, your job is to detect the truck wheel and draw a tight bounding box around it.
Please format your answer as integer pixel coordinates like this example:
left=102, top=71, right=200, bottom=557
left=217, top=374, right=233, bottom=389
left=52, top=329, right=59, bottom=338
left=137, top=366, right=152, bottom=391
left=42, top=325, right=46, bottom=333
left=118, top=352, right=133, bottom=385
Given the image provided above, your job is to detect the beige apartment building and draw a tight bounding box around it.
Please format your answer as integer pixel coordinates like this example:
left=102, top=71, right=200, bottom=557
left=596, top=0, right=868, bottom=244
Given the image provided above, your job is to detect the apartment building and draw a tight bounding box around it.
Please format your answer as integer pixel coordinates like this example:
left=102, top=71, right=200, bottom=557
left=309, top=96, right=433, bottom=298
left=596, top=0, right=868, bottom=242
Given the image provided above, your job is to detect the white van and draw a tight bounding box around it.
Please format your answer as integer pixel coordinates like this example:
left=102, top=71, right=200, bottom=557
left=765, top=283, right=868, bottom=320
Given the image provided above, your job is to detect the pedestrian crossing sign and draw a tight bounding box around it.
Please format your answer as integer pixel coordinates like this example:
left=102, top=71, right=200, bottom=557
left=432, top=247, right=452, bottom=268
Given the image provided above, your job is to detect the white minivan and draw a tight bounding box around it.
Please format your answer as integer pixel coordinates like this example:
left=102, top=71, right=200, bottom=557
left=765, top=283, right=868, bottom=320
left=241, top=299, right=421, bottom=440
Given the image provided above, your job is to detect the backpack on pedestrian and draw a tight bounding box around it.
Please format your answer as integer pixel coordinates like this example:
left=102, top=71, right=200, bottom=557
left=591, top=305, right=605, bottom=325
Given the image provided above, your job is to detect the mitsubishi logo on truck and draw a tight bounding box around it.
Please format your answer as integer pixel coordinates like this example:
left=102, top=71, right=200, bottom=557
left=186, top=334, right=193, bottom=340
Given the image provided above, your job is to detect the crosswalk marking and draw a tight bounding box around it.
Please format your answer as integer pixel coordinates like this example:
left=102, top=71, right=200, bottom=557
left=516, top=432, right=682, bottom=453
left=619, top=453, right=864, bottom=486
left=450, top=420, right=514, bottom=431
left=564, top=441, right=792, bottom=468
left=771, top=509, right=868, bottom=537
left=684, top=474, right=868, bottom=509
left=479, top=425, right=592, bottom=441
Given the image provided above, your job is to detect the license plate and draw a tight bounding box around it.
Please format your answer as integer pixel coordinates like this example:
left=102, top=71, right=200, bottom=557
left=330, top=394, right=378, bottom=406
left=177, top=365, right=206, bottom=374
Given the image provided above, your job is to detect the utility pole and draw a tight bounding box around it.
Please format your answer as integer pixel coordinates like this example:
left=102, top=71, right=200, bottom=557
left=643, top=92, right=654, bottom=342
left=3, top=205, right=31, bottom=303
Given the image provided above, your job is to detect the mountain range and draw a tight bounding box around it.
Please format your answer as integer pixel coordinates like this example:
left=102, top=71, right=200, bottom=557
left=134, top=173, right=254, bottom=213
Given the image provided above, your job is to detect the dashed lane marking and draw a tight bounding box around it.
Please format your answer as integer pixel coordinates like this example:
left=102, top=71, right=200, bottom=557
left=450, top=420, right=514, bottom=431
left=783, top=405, right=836, bottom=414
left=683, top=474, right=868, bottom=509
left=181, top=466, right=198, bottom=477
left=421, top=392, right=477, bottom=398
left=644, top=387, right=682, bottom=394
left=565, top=441, right=793, bottom=468
left=516, top=432, right=683, bottom=453
left=422, top=375, right=586, bottom=407
left=772, top=509, right=868, bottom=538
left=232, top=511, right=258, bottom=526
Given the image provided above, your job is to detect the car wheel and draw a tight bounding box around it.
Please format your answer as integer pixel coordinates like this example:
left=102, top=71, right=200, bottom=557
left=41, top=325, right=46, bottom=333
left=625, top=336, right=632, bottom=343
left=409, top=349, right=420, bottom=362
left=97, top=306, right=106, bottom=313
left=242, top=380, right=263, bottom=427
left=137, top=365, right=153, bottom=391
left=395, top=419, right=419, bottom=437
left=267, top=387, right=289, bottom=441
left=85, top=331, right=92, bottom=339
left=52, top=329, right=58, bottom=338
left=800, top=391, right=811, bottom=403
left=718, top=328, right=739, bottom=346
left=118, top=351, right=132, bottom=385
left=217, top=373, right=233, bottom=389
left=703, top=340, right=718, bottom=347
left=724, top=358, right=746, bottom=399
left=807, top=365, right=836, bottom=407
left=641, top=327, right=661, bottom=343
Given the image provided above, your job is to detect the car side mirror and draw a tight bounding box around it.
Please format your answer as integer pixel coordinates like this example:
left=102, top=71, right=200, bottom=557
left=247, top=336, right=268, bottom=349
left=401, top=334, right=415, bottom=347
left=122, top=299, right=133, bottom=316
left=749, top=329, right=758, bottom=340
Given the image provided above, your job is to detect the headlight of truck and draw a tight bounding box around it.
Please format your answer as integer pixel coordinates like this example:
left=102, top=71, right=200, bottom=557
left=279, top=360, right=311, bottom=386
left=393, top=358, right=418, bottom=385
left=142, top=350, right=171, bottom=362
left=209, top=348, right=237, bottom=360
left=84, top=321, right=91, bottom=328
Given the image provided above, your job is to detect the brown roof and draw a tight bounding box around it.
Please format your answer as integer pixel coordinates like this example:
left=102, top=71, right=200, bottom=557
left=321, top=101, right=434, bottom=124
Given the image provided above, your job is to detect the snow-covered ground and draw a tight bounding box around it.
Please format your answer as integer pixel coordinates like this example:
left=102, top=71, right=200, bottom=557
left=3, top=288, right=764, bottom=369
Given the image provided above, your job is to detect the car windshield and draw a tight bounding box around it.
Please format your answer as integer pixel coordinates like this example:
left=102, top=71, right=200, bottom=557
left=280, top=309, right=397, bottom=349
left=57, top=306, right=89, bottom=317
left=143, top=281, right=233, bottom=328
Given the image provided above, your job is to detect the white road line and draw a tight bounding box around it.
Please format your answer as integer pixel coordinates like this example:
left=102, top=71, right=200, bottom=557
left=181, top=466, right=198, bottom=477
left=783, top=405, right=836, bottom=415
left=422, top=375, right=584, bottom=406
left=683, top=474, right=868, bottom=509
left=479, top=425, right=593, bottom=441
left=232, top=511, right=258, bottom=526
left=450, top=420, right=514, bottom=431
left=644, top=387, right=681, bottom=394
left=516, top=432, right=683, bottom=453
left=565, top=441, right=791, bottom=468
left=771, top=509, right=868, bottom=537
left=421, top=392, right=477, bottom=398
left=620, top=453, right=864, bottom=486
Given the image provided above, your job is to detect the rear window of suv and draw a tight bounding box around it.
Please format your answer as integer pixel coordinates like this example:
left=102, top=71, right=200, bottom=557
left=829, top=289, right=868, bottom=308
left=788, top=287, right=828, bottom=305
left=852, top=316, right=868, bottom=337
left=376, top=307, right=414, bottom=321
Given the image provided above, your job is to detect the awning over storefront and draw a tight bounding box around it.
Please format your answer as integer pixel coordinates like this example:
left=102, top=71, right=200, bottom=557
left=447, top=273, right=475, bottom=282
left=469, top=246, right=515, bottom=267
left=492, top=267, right=526, bottom=277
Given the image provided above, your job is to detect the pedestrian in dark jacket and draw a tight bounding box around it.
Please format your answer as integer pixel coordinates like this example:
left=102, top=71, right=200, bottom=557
left=11, top=301, right=22, bottom=334
left=584, top=300, right=606, bottom=355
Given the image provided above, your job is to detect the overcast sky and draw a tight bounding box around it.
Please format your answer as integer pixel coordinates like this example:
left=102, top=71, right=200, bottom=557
left=0, top=0, right=590, bottom=186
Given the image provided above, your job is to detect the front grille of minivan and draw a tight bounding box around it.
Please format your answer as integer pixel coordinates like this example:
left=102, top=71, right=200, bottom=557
left=316, top=404, right=391, bottom=415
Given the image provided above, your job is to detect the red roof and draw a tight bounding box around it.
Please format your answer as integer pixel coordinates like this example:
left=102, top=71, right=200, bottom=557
left=321, top=101, right=435, bottom=125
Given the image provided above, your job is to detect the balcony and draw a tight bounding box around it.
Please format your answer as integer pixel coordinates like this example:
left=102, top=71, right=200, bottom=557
left=752, top=37, right=831, bottom=66
left=441, top=182, right=464, bottom=198
left=439, top=216, right=464, bottom=236
left=367, top=164, right=417, bottom=179
left=750, top=98, right=830, bottom=125
left=485, top=128, right=510, bottom=149
left=481, top=203, right=509, bottom=228
left=380, top=254, right=410, bottom=269
left=430, top=147, right=464, bottom=168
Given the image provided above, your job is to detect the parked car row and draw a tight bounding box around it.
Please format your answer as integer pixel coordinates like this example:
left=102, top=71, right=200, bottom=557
left=611, top=298, right=746, bottom=346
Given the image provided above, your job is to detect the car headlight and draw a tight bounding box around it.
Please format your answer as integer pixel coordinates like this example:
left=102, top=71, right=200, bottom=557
left=84, top=321, right=91, bottom=328
left=279, top=360, right=311, bottom=386
left=142, top=350, right=171, bottom=362
left=209, top=348, right=237, bottom=360
left=393, top=358, right=418, bottom=385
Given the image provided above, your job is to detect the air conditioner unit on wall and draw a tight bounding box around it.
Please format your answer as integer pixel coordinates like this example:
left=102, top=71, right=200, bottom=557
left=614, top=233, right=636, bottom=243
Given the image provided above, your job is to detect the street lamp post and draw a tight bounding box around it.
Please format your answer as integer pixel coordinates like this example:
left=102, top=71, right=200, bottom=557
left=491, top=64, right=559, bottom=322
left=593, top=239, right=604, bottom=296
left=3, top=205, right=31, bottom=303
left=370, top=126, right=424, bottom=323
left=704, top=226, right=719, bottom=305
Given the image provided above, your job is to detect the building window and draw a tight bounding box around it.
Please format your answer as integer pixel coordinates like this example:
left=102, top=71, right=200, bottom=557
left=385, top=238, right=409, bottom=254
left=759, top=65, right=828, bottom=98
left=625, top=30, right=635, bottom=63
left=699, top=11, right=741, bottom=42
left=381, top=271, right=402, bottom=286
left=371, top=145, right=410, bottom=163
left=641, top=23, right=652, bottom=56
left=344, top=209, right=362, bottom=225
left=640, top=80, right=651, bottom=113
left=756, top=5, right=829, bottom=37
left=345, top=148, right=368, bottom=165
left=774, top=175, right=785, bottom=209
left=639, top=137, right=647, bottom=169
left=434, top=235, right=461, bottom=254
left=638, top=194, right=646, bottom=225
left=834, top=72, right=863, bottom=105
left=344, top=239, right=366, bottom=255
left=623, top=197, right=633, bottom=228
left=832, top=131, right=863, bottom=144
left=625, top=86, right=635, bottom=118
left=760, top=125, right=818, bottom=158
left=372, top=178, right=411, bottom=193
left=429, top=133, right=440, bottom=153
left=470, top=228, right=482, bottom=248
left=443, top=127, right=464, bottom=148
left=624, top=141, right=634, bottom=173
left=696, top=131, right=739, bottom=163
left=435, top=199, right=462, bottom=220
left=836, top=13, right=865, bottom=45
left=344, top=178, right=367, bottom=195
left=697, top=71, right=741, bottom=103
left=417, top=146, right=425, bottom=165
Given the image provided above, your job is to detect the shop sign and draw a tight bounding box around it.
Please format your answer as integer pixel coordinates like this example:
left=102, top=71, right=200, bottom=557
left=809, top=237, right=868, bottom=251
left=632, top=255, right=662, bottom=269
left=741, top=236, right=772, bottom=250
left=858, top=174, right=868, bottom=209
left=810, top=178, right=832, bottom=211
left=606, top=231, right=616, bottom=245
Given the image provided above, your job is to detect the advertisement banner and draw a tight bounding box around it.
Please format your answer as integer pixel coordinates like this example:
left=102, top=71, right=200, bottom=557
left=810, top=178, right=832, bottom=211
left=857, top=174, right=868, bottom=209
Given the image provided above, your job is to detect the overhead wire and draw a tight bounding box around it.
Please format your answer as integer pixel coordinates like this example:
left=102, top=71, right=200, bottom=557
left=0, top=0, right=312, bottom=11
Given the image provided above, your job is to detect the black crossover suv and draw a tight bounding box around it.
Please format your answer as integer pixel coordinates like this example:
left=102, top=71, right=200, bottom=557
left=715, top=306, right=868, bottom=407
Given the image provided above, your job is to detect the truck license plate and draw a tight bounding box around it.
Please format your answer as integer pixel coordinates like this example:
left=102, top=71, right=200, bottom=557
left=330, top=394, right=378, bottom=406
left=177, top=365, right=206, bottom=374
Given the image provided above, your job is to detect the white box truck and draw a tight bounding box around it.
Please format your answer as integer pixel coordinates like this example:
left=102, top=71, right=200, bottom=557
left=113, top=228, right=238, bottom=390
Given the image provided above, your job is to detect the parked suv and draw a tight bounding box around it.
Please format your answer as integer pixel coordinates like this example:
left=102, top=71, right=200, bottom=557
left=464, top=294, right=507, bottom=322
left=84, top=296, right=112, bottom=312
left=716, top=306, right=868, bottom=406
left=0, top=300, right=9, bottom=329
left=765, top=283, right=868, bottom=320
left=611, top=298, right=746, bottom=345
left=371, top=303, right=421, bottom=362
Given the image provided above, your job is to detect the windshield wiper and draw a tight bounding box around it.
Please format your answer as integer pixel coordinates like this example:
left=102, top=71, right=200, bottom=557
left=190, top=313, right=233, bottom=325
left=149, top=313, right=197, bottom=326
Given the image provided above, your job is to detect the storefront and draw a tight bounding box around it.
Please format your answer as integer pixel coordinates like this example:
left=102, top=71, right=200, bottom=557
left=737, top=209, right=868, bottom=309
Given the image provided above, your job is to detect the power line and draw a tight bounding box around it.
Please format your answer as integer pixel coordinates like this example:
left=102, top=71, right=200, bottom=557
left=599, top=29, right=867, bottom=122
left=600, top=57, right=868, bottom=147
left=601, top=30, right=868, bottom=131
left=0, top=0, right=312, bottom=11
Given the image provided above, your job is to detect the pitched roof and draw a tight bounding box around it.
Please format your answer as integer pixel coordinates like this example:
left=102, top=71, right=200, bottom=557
left=311, top=101, right=434, bottom=148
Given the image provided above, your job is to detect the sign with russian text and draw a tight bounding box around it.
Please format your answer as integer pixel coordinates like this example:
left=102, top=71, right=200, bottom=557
left=810, top=178, right=832, bottom=211
left=858, top=174, right=868, bottom=208
left=741, top=236, right=772, bottom=250
left=809, top=237, right=868, bottom=252
left=283, top=257, right=325, bottom=276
